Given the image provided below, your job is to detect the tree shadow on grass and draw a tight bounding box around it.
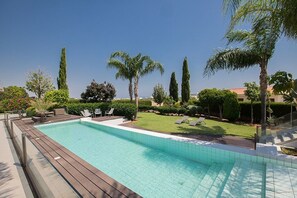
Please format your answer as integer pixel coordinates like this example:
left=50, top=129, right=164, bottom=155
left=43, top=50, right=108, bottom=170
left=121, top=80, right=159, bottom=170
left=171, top=125, right=254, bottom=148
left=174, top=124, right=227, bottom=137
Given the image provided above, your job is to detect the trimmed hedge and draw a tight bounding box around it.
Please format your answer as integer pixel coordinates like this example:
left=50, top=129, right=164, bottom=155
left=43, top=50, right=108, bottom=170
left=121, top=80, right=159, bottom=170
left=112, top=99, right=151, bottom=106
left=110, top=103, right=137, bottom=120
left=65, top=102, right=137, bottom=120
left=239, top=102, right=296, bottom=123
left=138, top=105, right=158, bottom=112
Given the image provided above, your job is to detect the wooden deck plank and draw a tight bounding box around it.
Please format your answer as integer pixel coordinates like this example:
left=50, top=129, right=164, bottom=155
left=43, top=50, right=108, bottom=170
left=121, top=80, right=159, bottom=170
left=13, top=117, right=141, bottom=198
left=41, top=152, right=94, bottom=198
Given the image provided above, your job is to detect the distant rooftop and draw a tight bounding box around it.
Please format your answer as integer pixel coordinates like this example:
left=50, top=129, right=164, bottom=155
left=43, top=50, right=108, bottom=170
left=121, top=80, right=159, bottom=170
left=229, top=87, right=274, bottom=95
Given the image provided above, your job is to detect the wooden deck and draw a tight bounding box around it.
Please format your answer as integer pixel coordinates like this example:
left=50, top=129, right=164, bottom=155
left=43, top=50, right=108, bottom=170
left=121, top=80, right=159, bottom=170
left=13, top=116, right=140, bottom=198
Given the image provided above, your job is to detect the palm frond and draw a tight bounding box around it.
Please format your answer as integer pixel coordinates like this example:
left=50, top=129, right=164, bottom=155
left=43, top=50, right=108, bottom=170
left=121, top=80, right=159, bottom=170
left=141, top=61, right=164, bottom=76
left=226, top=30, right=252, bottom=45
left=228, top=1, right=277, bottom=33
left=110, top=51, right=130, bottom=61
left=223, top=0, right=243, bottom=15
left=204, top=48, right=261, bottom=76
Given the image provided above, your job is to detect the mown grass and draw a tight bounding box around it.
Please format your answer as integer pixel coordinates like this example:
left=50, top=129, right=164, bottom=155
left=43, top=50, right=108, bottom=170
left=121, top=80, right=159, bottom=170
left=133, top=112, right=255, bottom=138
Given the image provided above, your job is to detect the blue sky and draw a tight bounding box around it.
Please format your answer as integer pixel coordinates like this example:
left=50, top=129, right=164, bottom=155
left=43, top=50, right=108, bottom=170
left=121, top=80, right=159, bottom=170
left=0, top=0, right=296, bottom=98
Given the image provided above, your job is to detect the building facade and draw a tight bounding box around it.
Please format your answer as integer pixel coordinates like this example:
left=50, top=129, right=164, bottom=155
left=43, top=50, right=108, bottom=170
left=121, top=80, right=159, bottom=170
left=229, top=87, right=284, bottom=102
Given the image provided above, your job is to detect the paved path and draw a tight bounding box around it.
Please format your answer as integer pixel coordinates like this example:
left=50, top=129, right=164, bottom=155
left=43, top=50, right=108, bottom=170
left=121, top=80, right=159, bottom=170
left=0, top=121, right=33, bottom=197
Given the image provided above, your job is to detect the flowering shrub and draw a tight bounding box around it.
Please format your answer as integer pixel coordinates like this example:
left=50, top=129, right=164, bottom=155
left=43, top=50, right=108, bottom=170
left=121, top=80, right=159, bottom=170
left=6, top=97, right=30, bottom=111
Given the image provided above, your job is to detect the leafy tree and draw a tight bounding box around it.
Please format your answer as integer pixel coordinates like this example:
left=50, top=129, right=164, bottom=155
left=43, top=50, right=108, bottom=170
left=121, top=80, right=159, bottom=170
left=198, top=88, right=226, bottom=119
left=181, top=57, right=190, bottom=103
left=205, top=27, right=279, bottom=136
left=223, top=92, right=240, bottom=122
left=26, top=70, right=55, bottom=98
left=0, top=86, right=28, bottom=100
left=169, top=72, right=178, bottom=102
left=224, top=0, right=297, bottom=39
left=244, top=82, right=260, bottom=124
left=163, top=96, right=175, bottom=107
left=269, top=71, right=294, bottom=94
left=269, top=71, right=296, bottom=126
left=152, top=84, right=167, bottom=105
left=198, top=89, right=214, bottom=117
left=81, top=80, right=116, bottom=102
left=214, top=89, right=227, bottom=120
left=44, top=89, right=69, bottom=105
left=108, top=51, right=134, bottom=102
left=57, top=48, right=69, bottom=92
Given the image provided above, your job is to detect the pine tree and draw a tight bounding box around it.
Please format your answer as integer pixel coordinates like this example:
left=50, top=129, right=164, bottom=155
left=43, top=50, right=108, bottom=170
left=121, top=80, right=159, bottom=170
left=57, top=48, right=68, bottom=91
left=181, top=57, right=190, bottom=103
left=169, top=72, right=178, bottom=102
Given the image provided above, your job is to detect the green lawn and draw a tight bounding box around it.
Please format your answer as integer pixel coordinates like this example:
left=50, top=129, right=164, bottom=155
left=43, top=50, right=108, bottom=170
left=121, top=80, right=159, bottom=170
left=133, top=112, right=255, bottom=138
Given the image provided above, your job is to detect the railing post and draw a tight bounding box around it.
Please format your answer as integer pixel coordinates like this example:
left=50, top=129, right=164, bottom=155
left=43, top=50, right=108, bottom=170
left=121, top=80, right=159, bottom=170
left=4, top=112, right=7, bottom=127
left=10, top=120, right=14, bottom=138
left=254, top=125, right=260, bottom=150
left=256, top=125, right=259, bottom=141
left=22, top=133, right=27, bottom=168
left=254, top=132, right=257, bottom=150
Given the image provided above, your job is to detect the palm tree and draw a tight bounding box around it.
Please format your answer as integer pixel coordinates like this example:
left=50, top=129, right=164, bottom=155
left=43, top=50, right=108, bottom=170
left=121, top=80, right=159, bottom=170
left=131, top=54, right=164, bottom=114
left=204, top=28, right=279, bottom=136
left=107, top=51, right=134, bottom=102
left=223, top=0, right=297, bottom=39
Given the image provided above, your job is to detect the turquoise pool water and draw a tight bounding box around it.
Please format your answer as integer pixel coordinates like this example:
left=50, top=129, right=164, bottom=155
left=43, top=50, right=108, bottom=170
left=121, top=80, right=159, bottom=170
left=37, top=121, right=267, bottom=197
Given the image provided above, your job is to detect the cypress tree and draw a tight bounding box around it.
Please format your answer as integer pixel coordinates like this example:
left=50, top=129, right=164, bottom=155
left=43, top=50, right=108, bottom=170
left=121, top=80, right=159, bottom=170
left=181, top=57, right=190, bottom=103
left=169, top=72, right=178, bottom=102
left=57, top=48, right=68, bottom=91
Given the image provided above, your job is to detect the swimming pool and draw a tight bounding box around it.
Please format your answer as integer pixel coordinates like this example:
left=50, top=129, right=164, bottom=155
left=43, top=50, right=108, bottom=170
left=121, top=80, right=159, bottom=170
left=36, top=120, right=297, bottom=197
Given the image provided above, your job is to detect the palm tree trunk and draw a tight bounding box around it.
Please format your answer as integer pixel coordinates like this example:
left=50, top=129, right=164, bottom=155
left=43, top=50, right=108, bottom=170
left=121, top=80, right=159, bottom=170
left=259, top=61, right=268, bottom=137
left=129, top=79, right=133, bottom=102
left=134, top=76, right=139, bottom=118
left=251, top=102, right=254, bottom=124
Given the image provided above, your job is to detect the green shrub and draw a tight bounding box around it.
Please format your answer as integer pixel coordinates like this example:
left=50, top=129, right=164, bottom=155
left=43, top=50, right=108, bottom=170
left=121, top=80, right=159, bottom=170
left=68, top=98, right=81, bottom=103
left=157, top=106, right=188, bottom=115
left=45, top=90, right=69, bottom=105
left=138, top=105, right=157, bottom=112
left=188, top=97, right=198, bottom=105
left=223, top=93, right=240, bottom=122
left=178, top=107, right=187, bottom=115
left=186, top=105, right=203, bottom=116
left=173, top=101, right=181, bottom=108
left=26, top=107, right=36, bottom=117
left=158, top=106, right=178, bottom=115
left=110, top=103, right=137, bottom=120
left=0, top=105, right=4, bottom=113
